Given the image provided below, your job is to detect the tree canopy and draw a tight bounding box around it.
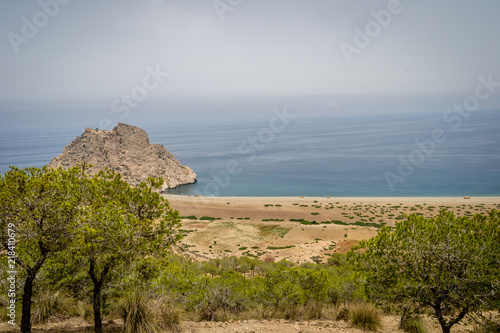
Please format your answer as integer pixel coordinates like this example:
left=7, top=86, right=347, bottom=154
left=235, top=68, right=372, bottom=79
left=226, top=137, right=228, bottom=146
left=0, top=166, right=182, bottom=333
left=0, top=166, right=84, bottom=333
left=350, top=210, right=500, bottom=333
left=74, top=169, right=182, bottom=333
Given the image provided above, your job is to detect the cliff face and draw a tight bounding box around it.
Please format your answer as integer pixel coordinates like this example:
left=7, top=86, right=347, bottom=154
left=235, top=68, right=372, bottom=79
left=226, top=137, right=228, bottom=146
left=47, top=123, right=197, bottom=190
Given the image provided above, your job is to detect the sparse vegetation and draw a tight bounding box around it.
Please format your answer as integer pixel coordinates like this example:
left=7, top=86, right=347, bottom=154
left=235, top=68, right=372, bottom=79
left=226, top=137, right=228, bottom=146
left=200, top=216, right=219, bottom=221
left=266, top=245, right=295, bottom=250
left=180, top=215, right=198, bottom=220
left=1, top=167, right=498, bottom=333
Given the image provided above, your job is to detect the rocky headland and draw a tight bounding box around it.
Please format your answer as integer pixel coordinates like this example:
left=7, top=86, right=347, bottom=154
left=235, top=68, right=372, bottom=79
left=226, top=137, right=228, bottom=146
left=47, top=123, right=197, bottom=190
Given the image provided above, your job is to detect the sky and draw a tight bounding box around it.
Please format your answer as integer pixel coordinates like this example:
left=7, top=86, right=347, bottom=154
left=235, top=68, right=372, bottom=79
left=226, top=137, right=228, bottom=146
left=1, top=0, right=500, bottom=130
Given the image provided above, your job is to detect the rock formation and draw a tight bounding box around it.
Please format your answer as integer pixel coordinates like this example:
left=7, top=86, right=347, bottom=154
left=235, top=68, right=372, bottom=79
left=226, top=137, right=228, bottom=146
left=47, top=123, right=197, bottom=190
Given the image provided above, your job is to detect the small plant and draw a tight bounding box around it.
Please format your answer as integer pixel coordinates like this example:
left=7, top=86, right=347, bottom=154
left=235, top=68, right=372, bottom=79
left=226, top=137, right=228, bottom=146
left=336, top=305, right=350, bottom=321
left=200, top=216, right=218, bottom=221
left=180, top=215, right=198, bottom=220
left=266, top=245, right=295, bottom=250
left=349, top=303, right=381, bottom=331
left=118, top=292, right=181, bottom=333
left=400, top=314, right=427, bottom=333
left=31, top=289, right=76, bottom=324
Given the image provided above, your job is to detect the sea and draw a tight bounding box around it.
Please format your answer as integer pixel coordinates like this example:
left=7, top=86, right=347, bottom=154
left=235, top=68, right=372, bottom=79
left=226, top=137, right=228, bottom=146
left=1, top=110, right=499, bottom=197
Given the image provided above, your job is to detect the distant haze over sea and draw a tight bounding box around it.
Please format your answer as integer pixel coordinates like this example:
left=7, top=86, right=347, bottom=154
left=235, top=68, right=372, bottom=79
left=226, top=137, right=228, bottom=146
left=1, top=111, right=499, bottom=197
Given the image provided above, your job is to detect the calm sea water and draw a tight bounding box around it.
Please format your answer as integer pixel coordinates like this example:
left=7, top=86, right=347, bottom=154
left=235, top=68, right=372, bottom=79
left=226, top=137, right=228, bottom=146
left=1, top=111, right=499, bottom=197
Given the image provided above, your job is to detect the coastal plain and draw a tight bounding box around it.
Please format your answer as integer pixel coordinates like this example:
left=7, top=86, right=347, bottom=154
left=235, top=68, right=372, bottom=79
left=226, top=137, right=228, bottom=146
left=166, top=195, right=500, bottom=263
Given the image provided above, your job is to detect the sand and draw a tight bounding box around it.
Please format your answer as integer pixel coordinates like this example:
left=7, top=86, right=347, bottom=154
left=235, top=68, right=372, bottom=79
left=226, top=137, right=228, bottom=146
left=165, top=195, right=500, bottom=263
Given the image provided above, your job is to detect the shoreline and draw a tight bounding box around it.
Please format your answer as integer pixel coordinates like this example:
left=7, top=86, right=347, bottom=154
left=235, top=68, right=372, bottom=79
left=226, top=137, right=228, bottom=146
left=164, top=194, right=500, bottom=204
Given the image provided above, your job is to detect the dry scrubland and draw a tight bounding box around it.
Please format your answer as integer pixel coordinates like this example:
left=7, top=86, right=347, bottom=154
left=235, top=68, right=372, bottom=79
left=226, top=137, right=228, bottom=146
left=0, top=316, right=487, bottom=332
left=2, top=195, right=498, bottom=333
left=167, top=196, right=500, bottom=263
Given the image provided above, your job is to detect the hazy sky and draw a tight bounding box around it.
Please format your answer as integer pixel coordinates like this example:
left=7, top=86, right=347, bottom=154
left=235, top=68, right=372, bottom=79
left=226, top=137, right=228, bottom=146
left=1, top=0, right=500, bottom=129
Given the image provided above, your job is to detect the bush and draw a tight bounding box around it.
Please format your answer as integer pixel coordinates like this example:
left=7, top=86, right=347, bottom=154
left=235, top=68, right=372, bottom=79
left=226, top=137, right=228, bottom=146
left=400, top=315, right=427, bottom=333
left=31, top=289, right=76, bottom=324
left=335, top=305, right=350, bottom=321
left=303, top=300, right=323, bottom=320
left=77, top=301, right=94, bottom=323
left=472, top=317, right=500, bottom=333
left=118, top=292, right=180, bottom=333
left=190, top=273, right=247, bottom=322
left=349, top=303, right=382, bottom=331
left=275, top=300, right=301, bottom=320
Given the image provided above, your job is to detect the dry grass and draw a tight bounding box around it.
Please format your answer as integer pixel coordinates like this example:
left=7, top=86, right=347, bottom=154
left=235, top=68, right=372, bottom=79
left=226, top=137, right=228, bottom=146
left=31, top=289, right=77, bottom=325
left=118, top=292, right=181, bottom=333
left=349, top=303, right=382, bottom=331
left=400, top=315, right=428, bottom=333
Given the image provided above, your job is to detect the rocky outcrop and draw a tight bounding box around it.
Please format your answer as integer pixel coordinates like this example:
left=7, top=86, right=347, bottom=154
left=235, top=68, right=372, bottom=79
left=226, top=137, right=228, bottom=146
left=47, top=123, right=197, bottom=190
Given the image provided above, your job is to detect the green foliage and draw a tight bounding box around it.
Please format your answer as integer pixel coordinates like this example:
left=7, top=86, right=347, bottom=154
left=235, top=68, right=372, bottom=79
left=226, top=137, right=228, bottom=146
left=266, top=245, right=295, bottom=250
left=350, top=210, right=500, bottom=333
left=71, top=169, right=182, bottom=332
left=189, top=271, right=248, bottom=321
left=0, top=166, right=86, bottom=332
left=200, top=216, right=218, bottom=221
left=180, top=215, right=197, bottom=220
left=258, top=225, right=290, bottom=237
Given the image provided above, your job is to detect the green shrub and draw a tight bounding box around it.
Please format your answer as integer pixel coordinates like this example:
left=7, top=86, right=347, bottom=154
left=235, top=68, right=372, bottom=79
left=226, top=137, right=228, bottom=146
left=200, top=216, right=218, bottom=221
left=349, top=303, right=381, bottom=331
left=267, top=245, right=295, bottom=250
left=180, top=215, right=198, bottom=220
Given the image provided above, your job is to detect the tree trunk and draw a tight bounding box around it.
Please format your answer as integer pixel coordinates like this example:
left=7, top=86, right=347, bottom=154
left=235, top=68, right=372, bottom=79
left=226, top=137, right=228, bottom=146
left=20, top=271, right=37, bottom=333
left=399, top=306, right=408, bottom=330
left=440, top=324, right=451, bottom=333
left=92, top=281, right=103, bottom=333
left=89, top=259, right=110, bottom=333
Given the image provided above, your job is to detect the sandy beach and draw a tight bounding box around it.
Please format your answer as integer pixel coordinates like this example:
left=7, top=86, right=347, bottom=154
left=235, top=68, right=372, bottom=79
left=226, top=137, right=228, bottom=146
left=165, top=195, right=500, bottom=263
left=166, top=195, right=500, bottom=222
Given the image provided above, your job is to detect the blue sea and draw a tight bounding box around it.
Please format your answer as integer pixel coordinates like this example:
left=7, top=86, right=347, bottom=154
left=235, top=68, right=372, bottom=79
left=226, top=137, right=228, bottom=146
left=1, top=111, right=499, bottom=197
